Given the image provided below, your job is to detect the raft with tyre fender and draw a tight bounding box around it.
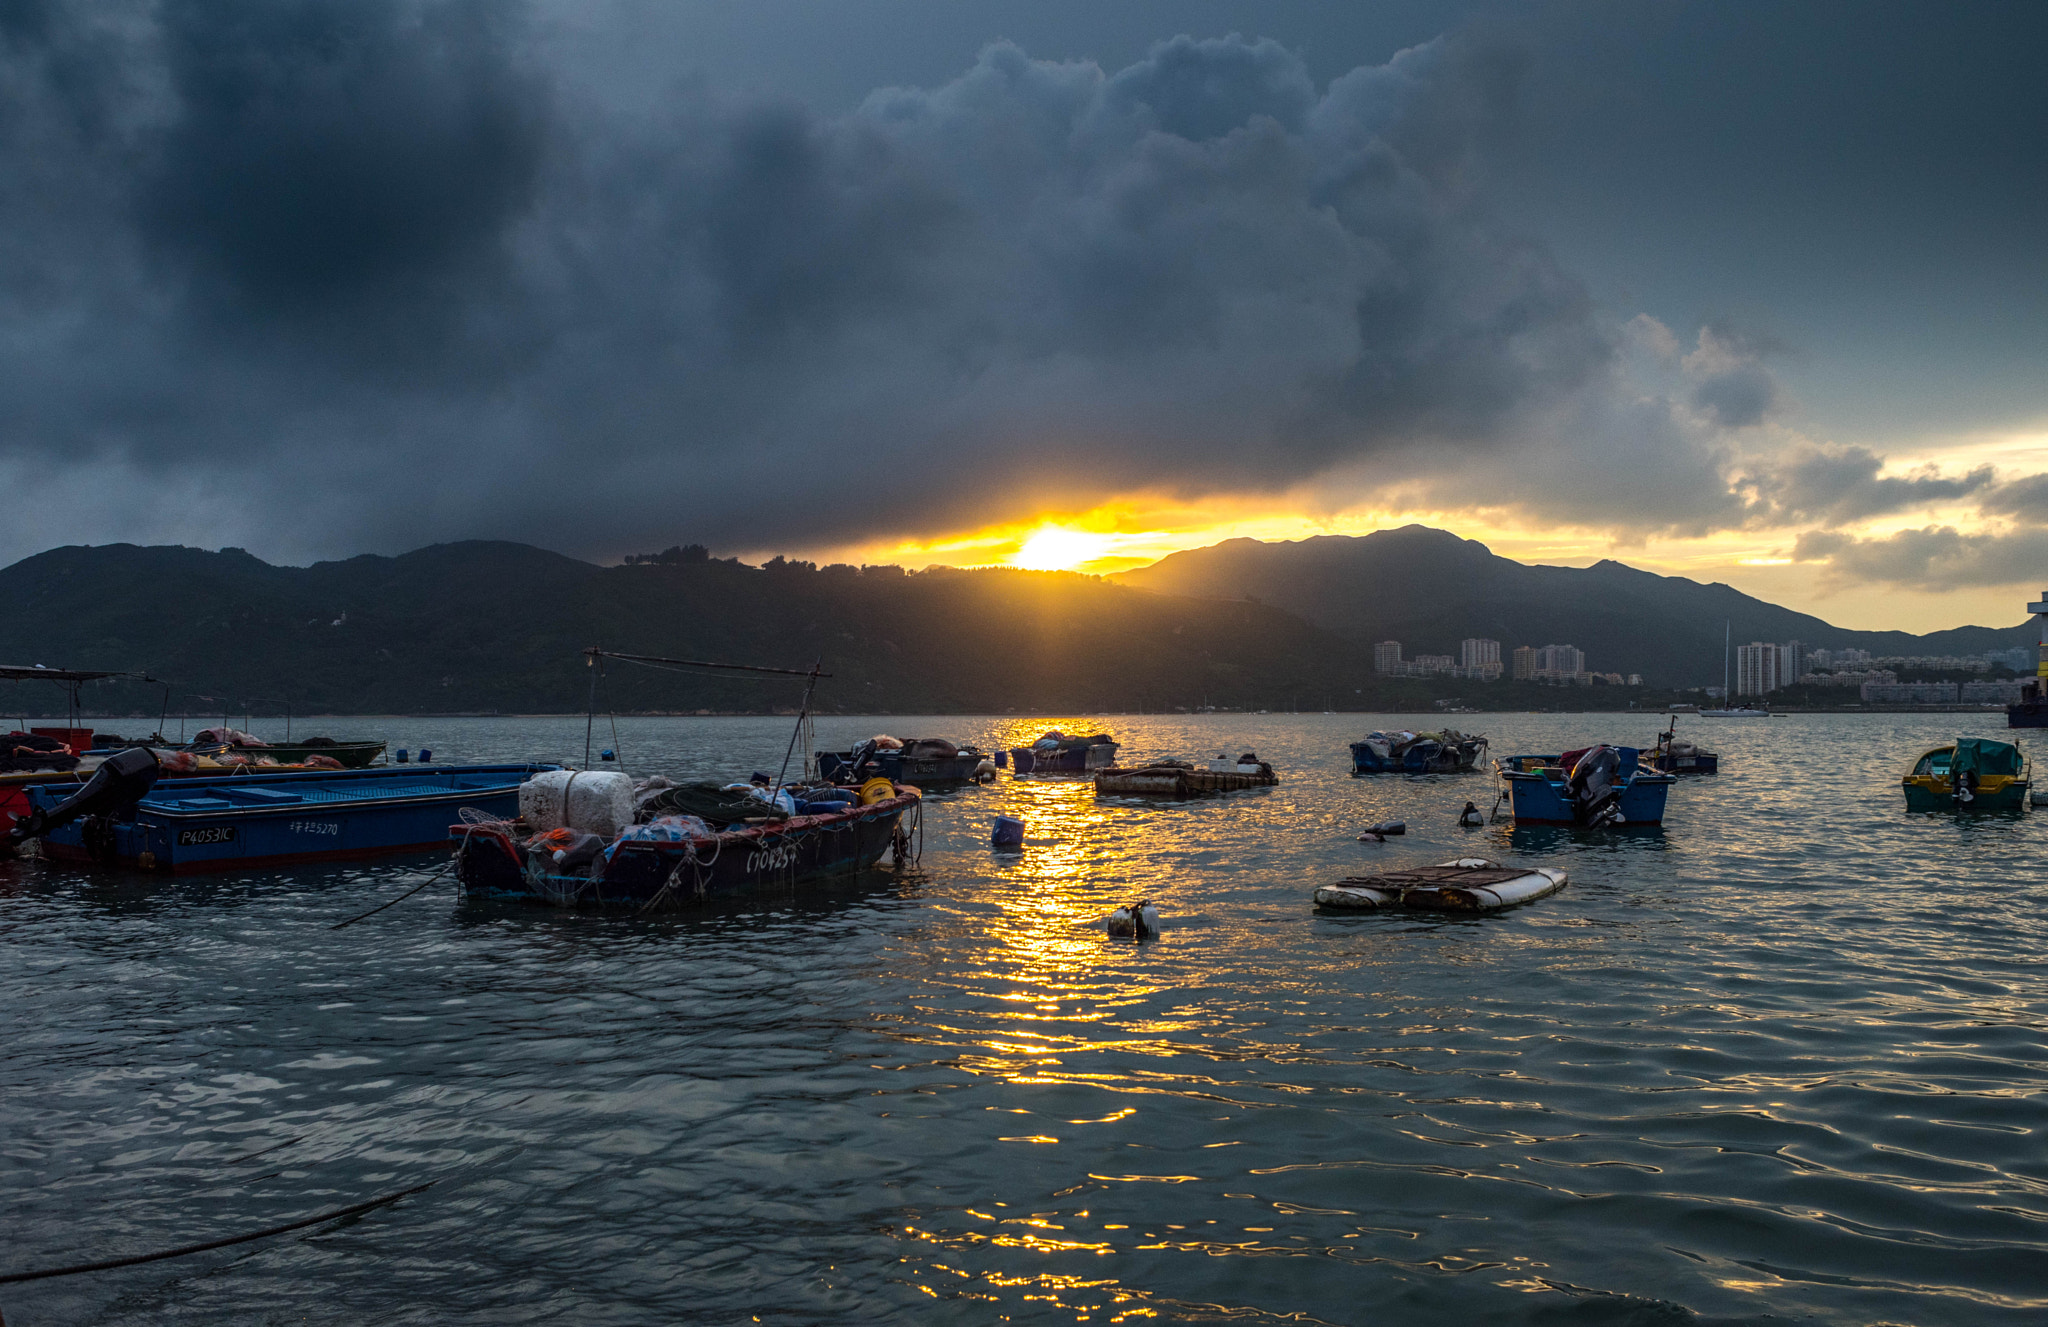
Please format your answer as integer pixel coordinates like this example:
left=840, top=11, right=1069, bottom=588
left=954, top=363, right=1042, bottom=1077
left=1313, top=858, right=1567, bottom=913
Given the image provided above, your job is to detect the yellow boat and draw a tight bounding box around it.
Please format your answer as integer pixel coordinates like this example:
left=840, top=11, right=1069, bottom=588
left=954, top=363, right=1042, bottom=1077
left=1901, top=738, right=2031, bottom=811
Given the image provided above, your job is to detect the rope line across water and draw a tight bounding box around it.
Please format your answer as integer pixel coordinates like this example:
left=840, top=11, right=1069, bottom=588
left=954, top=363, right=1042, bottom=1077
left=0, top=1181, right=435, bottom=1286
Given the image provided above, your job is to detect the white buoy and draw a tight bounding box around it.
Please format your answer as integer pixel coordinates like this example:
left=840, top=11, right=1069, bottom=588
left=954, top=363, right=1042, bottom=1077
left=1458, top=801, right=1484, bottom=827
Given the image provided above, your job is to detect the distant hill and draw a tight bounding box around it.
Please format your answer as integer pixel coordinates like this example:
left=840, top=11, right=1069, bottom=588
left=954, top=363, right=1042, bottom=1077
left=1111, top=526, right=2034, bottom=686
left=0, top=541, right=1376, bottom=716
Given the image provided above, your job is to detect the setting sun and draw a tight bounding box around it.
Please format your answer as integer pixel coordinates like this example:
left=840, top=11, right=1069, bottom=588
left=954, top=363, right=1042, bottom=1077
left=1009, top=525, right=1113, bottom=571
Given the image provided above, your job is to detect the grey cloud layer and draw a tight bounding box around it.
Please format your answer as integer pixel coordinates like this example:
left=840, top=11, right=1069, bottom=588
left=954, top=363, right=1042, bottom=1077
left=2, top=0, right=1620, bottom=560
left=0, top=0, right=2033, bottom=581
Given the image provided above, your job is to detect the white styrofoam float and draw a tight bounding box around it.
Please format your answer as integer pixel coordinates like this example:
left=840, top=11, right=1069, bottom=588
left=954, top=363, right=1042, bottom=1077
left=1314, top=857, right=1567, bottom=913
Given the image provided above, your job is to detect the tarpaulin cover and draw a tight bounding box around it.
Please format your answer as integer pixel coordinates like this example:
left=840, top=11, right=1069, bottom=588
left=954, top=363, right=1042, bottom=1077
left=1953, top=737, right=2024, bottom=778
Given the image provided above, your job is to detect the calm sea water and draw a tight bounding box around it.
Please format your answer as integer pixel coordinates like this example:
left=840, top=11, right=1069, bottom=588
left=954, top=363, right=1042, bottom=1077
left=2, top=713, right=2043, bottom=1325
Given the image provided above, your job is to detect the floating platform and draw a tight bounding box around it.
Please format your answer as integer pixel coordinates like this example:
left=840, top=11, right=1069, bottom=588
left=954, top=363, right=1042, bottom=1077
left=1314, top=858, right=1567, bottom=913
left=1095, top=761, right=1277, bottom=798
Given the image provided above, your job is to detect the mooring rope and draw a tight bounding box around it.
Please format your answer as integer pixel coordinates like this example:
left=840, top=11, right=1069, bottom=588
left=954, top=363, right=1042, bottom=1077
left=330, top=855, right=457, bottom=930
left=0, top=1181, right=435, bottom=1286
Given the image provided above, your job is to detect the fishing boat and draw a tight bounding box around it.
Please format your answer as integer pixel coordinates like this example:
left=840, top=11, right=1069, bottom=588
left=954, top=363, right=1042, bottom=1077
left=1095, top=754, right=1277, bottom=798
left=24, top=762, right=552, bottom=871
left=1010, top=731, right=1119, bottom=774
left=1644, top=715, right=1719, bottom=774
left=1901, top=737, right=2031, bottom=811
left=1314, top=858, right=1568, bottom=912
left=817, top=736, right=994, bottom=786
left=451, top=774, right=921, bottom=909
left=1496, top=746, right=1676, bottom=826
left=1350, top=729, right=1488, bottom=774
left=2007, top=592, right=2048, bottom=728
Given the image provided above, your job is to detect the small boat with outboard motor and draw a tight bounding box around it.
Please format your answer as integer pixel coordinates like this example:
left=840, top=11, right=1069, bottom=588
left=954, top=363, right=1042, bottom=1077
left=1010, top=731, right=1119, bottom=774
left=1314, top=858, right=1568, bottom=913
left=817, top=735, right=995, bottom=786
left=1901, top=737, right=2031, bottom=811
left=1350, top=729, right=1487, bottom=774
left=1644, top=715, right=1719, bottom=774
left=1095, top=753, right=1276, bottom=798
left=15, top=755, right=552, bottom=871
left=1496, top=746, right=1675, bottom=826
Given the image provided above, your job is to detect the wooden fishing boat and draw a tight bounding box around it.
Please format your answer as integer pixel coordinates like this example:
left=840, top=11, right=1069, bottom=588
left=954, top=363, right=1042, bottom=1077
left=1350, top=729, right=1487, bottom=774
left=1643, top=715, right=1719, bottom=774
left=1314, top=858, right=1568, bottom=912
left=450, top=786, right=920, bottom=909
left=1901, top=738, right=2031, bottom=811
left=174, top=735, right=387, bottom=768
left=1496, top=746, right=1675, bottom=826
left=1095, top=756, right=1276, bottom=798
left=817, top=738, right=992, bottom=786
left=1011, top=732, right=1119, bottom=774
left=28, top=763, right=553, bottom=871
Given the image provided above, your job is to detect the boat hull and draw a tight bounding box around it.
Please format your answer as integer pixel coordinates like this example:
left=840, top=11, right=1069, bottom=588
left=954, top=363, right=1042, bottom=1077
left=1011, top=743, right=1119, bottom=774
left=453, top=795, right=916, bottom=908
left=817, top=749, right=987, bottom=785
left=1646, top=751, right=1719, bottom=775
left=1349, top=739, right=1486, bottom=775
left=1901, top=777, right=2030, bottom=811
left=2008, top=698, right=2048, bottom=728
left=1498, top=750, right=1675, bottom=825
left=31, top=764, right=550, bottom=871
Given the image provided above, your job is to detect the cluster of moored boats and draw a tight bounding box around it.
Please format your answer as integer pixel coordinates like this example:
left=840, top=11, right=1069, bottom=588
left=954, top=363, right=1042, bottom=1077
left=1, top=698, right=2034, bottom=918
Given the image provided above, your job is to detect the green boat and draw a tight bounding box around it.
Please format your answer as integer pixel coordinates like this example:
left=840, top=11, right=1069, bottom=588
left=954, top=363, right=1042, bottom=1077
left=1901, top=737, right=2031, bottom=811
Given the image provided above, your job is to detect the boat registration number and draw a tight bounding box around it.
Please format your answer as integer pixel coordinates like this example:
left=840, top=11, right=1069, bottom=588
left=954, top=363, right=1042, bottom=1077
left=290, top=821, right=341, bottom=836
left=177, top=826, right=236, bottom=846
left=747, top=842, right=800, bottom=874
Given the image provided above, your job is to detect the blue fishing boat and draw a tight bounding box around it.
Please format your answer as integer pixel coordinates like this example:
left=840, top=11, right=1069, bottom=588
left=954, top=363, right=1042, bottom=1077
left=27, top=763, right=553, bottom=872
left=1496, top=746, right=1675, bottom=826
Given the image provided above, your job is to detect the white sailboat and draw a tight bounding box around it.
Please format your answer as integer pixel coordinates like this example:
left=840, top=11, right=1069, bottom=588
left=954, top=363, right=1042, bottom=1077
left=1701, top=619, right=1768, bottom=716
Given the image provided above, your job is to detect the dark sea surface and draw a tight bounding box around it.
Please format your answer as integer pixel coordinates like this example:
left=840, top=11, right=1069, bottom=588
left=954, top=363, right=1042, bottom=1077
left=3, top=713, right=2044, bottom=1325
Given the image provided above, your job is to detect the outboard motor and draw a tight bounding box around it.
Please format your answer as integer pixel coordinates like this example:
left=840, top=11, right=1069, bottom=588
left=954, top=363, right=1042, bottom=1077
left=10, top=746, right=161, bottom=843
left=844, top=738, right=880, bottom=783
left=1566, top=745, right=1626, bottom=827
left=1954, top=767, right=1978, bottom=806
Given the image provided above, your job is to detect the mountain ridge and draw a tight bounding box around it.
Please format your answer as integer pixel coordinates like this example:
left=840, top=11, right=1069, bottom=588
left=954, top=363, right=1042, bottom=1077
left=1109, top=525, right=2032, bottom=685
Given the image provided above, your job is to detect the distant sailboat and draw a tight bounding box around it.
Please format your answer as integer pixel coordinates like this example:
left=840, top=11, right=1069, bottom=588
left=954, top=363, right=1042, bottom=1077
left=1702, top=619, right=1767, bottom=717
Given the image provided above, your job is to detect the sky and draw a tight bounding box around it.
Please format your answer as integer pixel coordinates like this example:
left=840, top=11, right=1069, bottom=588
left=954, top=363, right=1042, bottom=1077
left=3, top=0, right=2045, bottom=632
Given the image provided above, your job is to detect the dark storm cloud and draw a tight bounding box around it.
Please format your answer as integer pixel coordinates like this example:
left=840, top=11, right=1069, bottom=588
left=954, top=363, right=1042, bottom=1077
left=1, top=4, right=1635, bottom=560
left=141, top=0, right=547, bottom=317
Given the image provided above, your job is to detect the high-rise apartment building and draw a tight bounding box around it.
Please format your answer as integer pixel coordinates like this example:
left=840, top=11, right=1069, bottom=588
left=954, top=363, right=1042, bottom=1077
left=1373, top=641, right=1403, bottom=674
left=1511, top=646, right=1538, bottom=680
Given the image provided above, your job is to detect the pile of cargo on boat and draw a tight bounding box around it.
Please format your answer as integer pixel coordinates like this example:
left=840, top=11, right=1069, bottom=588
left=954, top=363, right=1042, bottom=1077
left=1010, top=731, right=1120, bottom=774
left=1350, top=729, right=1488, bottom=774
left=452, top=767, right=921, bottom=909
left=817, top=734, right=996, bottom=786
left=1095, top=752, right=1277, bottom=798
left=1314, top=858, right=1568, bottom=912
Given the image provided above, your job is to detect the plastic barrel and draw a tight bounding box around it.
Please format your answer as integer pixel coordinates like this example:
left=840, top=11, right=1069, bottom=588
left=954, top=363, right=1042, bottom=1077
left=994, top=749, right=1008, bottom=768
left=991, top=815, right=1025, bottom=849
